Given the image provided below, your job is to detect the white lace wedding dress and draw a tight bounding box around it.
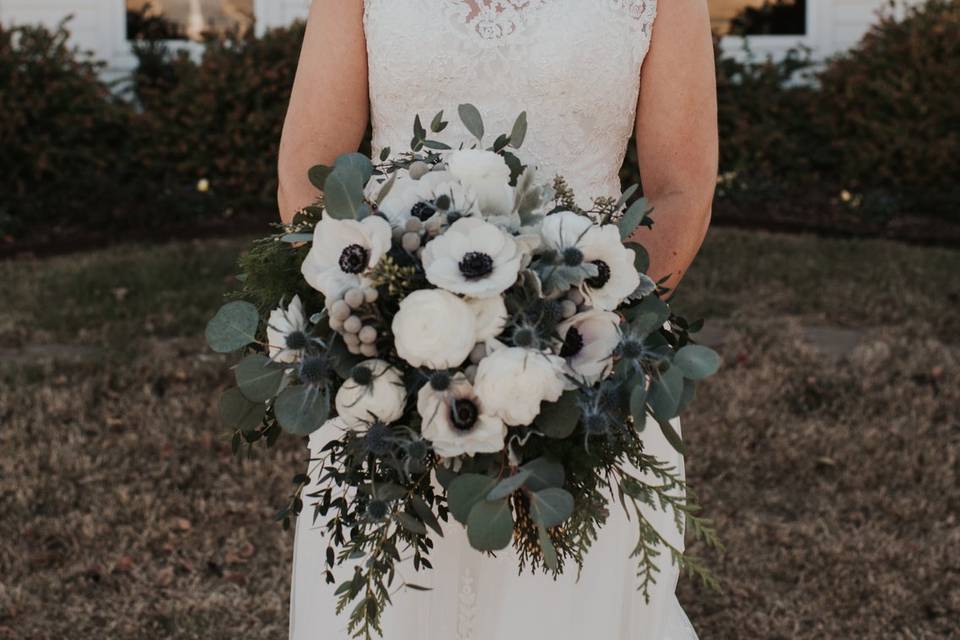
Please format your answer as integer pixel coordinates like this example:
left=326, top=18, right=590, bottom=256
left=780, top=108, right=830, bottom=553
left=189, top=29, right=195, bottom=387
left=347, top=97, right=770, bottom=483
left=290, top=1, right=698, bottom=638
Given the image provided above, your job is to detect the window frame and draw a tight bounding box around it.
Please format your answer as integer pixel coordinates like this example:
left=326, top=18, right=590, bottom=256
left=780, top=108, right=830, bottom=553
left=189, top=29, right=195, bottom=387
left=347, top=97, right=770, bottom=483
left=715, top=0, right=821, bottom=60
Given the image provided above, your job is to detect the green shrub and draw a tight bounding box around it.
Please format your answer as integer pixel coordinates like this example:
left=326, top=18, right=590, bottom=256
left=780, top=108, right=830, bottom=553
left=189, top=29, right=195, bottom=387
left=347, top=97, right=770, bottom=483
left=814, top=0, right=960, bottom=219
left=131, top=23, right=306, bottom=215
left=0, top=21, right=134, bottom=237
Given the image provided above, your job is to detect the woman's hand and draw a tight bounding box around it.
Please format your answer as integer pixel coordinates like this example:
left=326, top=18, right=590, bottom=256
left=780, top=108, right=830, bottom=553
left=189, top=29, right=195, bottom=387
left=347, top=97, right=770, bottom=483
left=630, top=0, right=718, bottom=296
left=277, top=0, right=369, bottom=222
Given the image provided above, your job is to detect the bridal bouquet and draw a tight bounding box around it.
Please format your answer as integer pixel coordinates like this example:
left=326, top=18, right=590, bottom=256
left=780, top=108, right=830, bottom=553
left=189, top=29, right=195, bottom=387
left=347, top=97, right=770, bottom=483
left=206, top=106, right=719, bottom=637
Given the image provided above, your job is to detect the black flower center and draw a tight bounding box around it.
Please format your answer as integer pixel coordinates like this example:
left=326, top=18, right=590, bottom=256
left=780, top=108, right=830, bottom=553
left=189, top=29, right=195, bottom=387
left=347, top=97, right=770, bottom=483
left=621, top=339, right=643, bottom=360
left=459, top=252, right=495, bottom=280
left=450, top=398, right=479, bottom=432
left=339, top=244, right=369, bottom=274
left=285, top=330, right=308, bottom=350
left=559, top=327, right=585, bottom=359
left=351, top=365, right=373, bottom=386
left=585, top=260, right=611, bottom=289
left=410, top=202, right=435, bottom=221
left=429, top=371, right=452, bottom=392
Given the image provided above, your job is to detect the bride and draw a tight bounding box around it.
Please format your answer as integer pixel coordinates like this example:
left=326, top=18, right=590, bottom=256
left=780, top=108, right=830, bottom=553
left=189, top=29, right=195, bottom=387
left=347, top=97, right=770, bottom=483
left=277, top=1, right=717, bottom=638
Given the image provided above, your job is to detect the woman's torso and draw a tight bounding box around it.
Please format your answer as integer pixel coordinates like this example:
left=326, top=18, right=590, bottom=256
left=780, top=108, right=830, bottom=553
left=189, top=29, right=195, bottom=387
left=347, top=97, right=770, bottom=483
left=363, top=0, right=657, bottom=205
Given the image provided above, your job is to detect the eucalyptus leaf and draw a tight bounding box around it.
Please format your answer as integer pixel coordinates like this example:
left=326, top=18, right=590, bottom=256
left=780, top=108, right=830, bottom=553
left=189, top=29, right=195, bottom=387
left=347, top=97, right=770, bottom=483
left=394, top=512, right=427, bottom=536
left=677, top=378, right=697, bottom=414
left=674, top=345, right=721, bottom=380
left=373, top=172, right=397, bottom=207
left=509, top=111, right=527, bottom=148
left=219, top=387, right=265, bottom=431
left=647, top=365, right=685, bottom=421
left=486, top=470, right=531, bottom=501
left=629, top=382, right=648, bottom=430
left=281, top=233, right=314, bottom=243
left=235, top=354, right=285, bottom=402
left=529, top=488, right=575, bottom=528
left=521, top=457, right=565, bottom=491
left=205, top=301, right=259, bottom=353
left=274, top=385, right=330, bottom=436
left=411, top=495, right=444, bottom=536
left=307, top=164, right=332, bottom=190
left=657, top=417, right=687, bottom=455
left=466, top=498, right=513, bottom=551
left=430, top=110, right=448, bottom=133
left=614, top=184, right=639, bottom=213
left=538, top=525, right=558, bottom=571
left=423, top=139, right=452, bottom=150
left=447, top=474, right=498, bottom=524
left=458, top=103, right=484, bottom=141
left=533, top=391, right=582, bottom=439
left=323, top=167, right=365, bottom=220
left=334, top=153, right=374, bottom=183
left=626, top=295, right=669, bottom=335
left=628, top=242, right=650, bottom=275
left=618, top=197, right=651, bottom=240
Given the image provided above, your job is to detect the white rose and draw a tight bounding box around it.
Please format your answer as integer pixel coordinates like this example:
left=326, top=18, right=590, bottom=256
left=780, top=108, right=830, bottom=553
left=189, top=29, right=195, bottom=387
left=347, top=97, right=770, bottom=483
left=391, top=289, right=477, bottom=369
left=473, top=347, right=566, bottom=426
left=417, top=373, right=506, bottom=458
left=335, top=359, right=407, bottom=429
left=467, top=295, right=508, bottom=343
left=557, top=309, right=621, bottom=384
left=447, top=149, right=515, bottom=216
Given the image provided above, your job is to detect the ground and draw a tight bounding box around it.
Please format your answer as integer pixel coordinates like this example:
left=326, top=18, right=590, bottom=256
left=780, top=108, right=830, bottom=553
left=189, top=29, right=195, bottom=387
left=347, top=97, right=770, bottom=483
left=1, top=228, right=958, bottom=639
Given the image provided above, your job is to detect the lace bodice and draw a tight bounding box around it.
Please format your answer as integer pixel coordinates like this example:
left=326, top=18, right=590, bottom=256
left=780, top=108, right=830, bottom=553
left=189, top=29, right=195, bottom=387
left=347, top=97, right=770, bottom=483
left=363, top=0, right=657, bottom=205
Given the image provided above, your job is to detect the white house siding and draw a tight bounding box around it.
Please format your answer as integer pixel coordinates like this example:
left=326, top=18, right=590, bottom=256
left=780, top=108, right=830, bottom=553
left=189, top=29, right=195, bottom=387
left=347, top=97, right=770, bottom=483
left=0, top=0, right=921, bottom=74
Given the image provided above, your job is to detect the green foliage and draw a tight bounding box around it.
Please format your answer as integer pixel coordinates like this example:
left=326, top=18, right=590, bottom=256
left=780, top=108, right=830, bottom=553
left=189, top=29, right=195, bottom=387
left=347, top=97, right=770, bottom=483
left=814, top=0, right=960, bottom=218
left=0, top=21, right=135, bottom=237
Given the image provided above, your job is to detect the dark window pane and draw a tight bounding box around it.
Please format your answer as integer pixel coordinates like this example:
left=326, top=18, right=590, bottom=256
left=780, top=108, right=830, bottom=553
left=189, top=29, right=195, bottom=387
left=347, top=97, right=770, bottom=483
left=127, top=0, right=255, bottom=41
left=709, top=0, right=806, bottom=36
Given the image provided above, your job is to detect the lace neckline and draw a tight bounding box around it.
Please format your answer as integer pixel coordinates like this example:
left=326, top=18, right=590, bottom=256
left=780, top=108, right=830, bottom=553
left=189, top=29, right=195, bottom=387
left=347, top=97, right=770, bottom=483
left=442, top=0, right=548, bottom=43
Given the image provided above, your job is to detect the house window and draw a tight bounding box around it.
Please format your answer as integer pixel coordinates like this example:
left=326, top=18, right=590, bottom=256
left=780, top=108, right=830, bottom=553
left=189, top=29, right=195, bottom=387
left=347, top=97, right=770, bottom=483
left=709, top=0, right=806, bottom=36
left=126, top=0, right=255, bottom=42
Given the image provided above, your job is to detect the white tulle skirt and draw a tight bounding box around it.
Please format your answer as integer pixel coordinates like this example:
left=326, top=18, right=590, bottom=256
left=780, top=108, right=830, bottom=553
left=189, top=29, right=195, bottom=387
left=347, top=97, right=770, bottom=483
left=289, top=417, right=697, bottom=640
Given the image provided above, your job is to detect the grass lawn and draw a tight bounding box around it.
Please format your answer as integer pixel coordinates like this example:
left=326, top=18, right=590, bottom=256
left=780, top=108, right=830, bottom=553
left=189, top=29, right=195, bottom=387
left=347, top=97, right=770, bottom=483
left=1, top=228, right=958, bottom=639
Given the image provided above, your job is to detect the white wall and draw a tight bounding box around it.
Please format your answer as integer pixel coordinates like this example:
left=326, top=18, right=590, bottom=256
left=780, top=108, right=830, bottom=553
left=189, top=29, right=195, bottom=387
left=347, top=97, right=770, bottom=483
left=0, top=0, right=917, bottom=75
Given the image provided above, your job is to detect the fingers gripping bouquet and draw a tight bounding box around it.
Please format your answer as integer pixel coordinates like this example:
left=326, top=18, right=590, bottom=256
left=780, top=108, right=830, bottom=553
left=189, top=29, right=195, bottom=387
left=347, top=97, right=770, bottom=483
left=206, top=105, right=720, bottom=638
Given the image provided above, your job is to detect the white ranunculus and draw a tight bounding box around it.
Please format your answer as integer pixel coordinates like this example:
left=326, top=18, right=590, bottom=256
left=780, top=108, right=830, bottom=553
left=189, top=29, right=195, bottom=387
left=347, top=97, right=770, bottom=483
left=335, top=359, right=407, bottom=429
left=467, top=295, right=508, bottom=343
left=577, top=224, right=641, bottom=311
left=301, top=215, right=392, bottom=302
left=266, top=295, right=307, bottom=364
left=557, top=309, right=621, bottom=384
left=473, top=347, right=567, bottom=426
left=392, top=289, right=477, bottom=369
left=421, top=217, right=523, bottom=298
left=418, top=373, right=506, bottom=458
left=447, top=149, right=515, bottom=216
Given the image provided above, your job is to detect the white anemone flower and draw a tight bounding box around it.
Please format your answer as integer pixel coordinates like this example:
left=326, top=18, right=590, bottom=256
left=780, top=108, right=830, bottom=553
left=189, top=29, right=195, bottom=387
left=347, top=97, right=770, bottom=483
left=418, top=373, right=506, bottom=458
left=557, top=309, right=621, bottom=384
left=576, top=224, right=641, bottom=311
left=539, top=211, right=640, bottom=311
left=473, top=347, right=567, bottom=426
left=334, top=359, right=407, bottom=430
left=447, top=149, right=515, bottom=216
left=422, top=217, right=523, bottom=298
left=391, top=289, right=477, bottom=369
left=301, top=215, right=392, bottom=302
left=266, top=295, right=307, bottom=364
left=366, top=171, right=422, bottom=230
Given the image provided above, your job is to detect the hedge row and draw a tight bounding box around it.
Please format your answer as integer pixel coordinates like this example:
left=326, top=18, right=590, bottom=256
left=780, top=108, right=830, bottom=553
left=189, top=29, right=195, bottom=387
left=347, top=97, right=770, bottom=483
left=1, top=1, right=958, bottom=243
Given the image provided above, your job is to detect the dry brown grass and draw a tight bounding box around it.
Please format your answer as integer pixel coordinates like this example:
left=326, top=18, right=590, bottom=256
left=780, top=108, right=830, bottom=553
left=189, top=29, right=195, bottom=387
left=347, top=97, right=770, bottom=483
left=1, top=229, right=958, bottom=639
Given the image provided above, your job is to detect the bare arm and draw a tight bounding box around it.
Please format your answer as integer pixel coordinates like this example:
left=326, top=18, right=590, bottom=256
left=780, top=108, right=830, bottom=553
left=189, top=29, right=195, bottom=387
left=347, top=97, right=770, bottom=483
left=277, top=0, right=369, bottom=222
left=629, top=0, right=718, bottom=294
